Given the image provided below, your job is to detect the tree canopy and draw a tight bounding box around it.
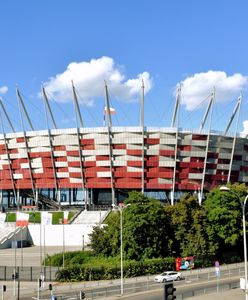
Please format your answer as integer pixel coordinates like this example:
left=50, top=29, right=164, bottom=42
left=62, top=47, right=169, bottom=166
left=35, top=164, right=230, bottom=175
left=90, top=191, right=173, bottom=260
left=203, top=183, right=246, bottom=259
left=90, top=185, right=247, bottom=263
left=165, top=193, right=209, bottom=257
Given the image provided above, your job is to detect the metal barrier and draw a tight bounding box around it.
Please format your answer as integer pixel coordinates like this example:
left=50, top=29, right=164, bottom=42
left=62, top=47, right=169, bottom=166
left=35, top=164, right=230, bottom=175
left=0, top=265, right=60, bottom=281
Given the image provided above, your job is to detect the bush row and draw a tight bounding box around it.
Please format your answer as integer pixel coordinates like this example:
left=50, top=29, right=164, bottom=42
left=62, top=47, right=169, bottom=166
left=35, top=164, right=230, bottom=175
left=53, top=252, right=241, bottom=282
left=56, top=257, right=175, bottom=282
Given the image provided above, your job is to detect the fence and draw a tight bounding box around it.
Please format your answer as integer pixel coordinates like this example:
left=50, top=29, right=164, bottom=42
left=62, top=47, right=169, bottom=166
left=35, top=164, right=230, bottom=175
left=0, top=265, right=59, bottom=282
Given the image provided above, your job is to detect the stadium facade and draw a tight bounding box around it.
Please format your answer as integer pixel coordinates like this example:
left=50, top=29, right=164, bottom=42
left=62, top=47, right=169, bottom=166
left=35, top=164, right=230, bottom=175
left=0, top=84, right=247, bottom=209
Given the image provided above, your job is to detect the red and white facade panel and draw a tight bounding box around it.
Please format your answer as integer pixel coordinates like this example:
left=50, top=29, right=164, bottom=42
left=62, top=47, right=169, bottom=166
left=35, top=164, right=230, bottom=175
left=0, top=127, right=248, bottom=193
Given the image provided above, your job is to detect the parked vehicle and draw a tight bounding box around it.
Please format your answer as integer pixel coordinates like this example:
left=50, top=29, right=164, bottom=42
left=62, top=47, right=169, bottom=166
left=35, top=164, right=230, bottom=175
left=154, top=271, right=181, bottom=283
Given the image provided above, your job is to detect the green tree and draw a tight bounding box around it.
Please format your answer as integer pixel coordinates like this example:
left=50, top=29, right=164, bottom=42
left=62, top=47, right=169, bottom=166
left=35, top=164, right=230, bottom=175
left=204, top=184, right=244, bottom=259
left=123, top=193, right=172, bottom=260
left=90, top=211, right=120, bottom=256
left=90, top=191, right=173, bottom=260
left=165, top=193, right=209, bottom=257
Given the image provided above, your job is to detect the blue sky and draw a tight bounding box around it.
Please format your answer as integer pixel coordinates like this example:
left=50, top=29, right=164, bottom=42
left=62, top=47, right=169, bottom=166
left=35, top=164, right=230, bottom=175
left=0, top=0, right=248, bottom=134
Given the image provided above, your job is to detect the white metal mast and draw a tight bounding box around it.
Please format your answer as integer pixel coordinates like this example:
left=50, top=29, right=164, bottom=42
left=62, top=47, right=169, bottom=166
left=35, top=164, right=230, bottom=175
left=224, top=97, right=241, bottom=136
left=0, top=111, right=17, bottom=206
left=0, top=98, right=15, bottom=133
left=72, top=81, right=84, bottom=128
left=140, top=79, right=145, bottom=195
left=104, top=81, right=115, bottom=206
left=199, top=93, right=214, bottom=133
left=171, top=85, right=181, bottom=205
left=227, top=95, right=242, bottom=182
left=42, top=86, right=59, bottom=207
left=71, top=81, right=87, bottom=208
left=199, top=88, right=215, bottom=205
left=16, top=88, right=36, bottom=205
left=171, top=85, right=180, bottom=128
left=42, top=86, right=57, bottom=129
left=16, top=89, right=34, bottom=131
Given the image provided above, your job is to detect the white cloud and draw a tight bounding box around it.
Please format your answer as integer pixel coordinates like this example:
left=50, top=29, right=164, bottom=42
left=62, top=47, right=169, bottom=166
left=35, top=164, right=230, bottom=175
left=178, top=71, right=248, bottom=111
left=43, top=56, right=153, bottom=105
left=241, top=120, right=248, bottom=136
left=0, top=86, right=8, bottom=94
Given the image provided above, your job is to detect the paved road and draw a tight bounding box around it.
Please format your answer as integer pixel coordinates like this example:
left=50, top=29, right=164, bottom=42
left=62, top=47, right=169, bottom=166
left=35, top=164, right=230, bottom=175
left=186, top=288, right=244, bottom=300
left=105, top=288, right=245, bottom=300
left=0, top=274, right=244, bottom=300
left=0, top=278, right=242, bottom=300
left=1, top=280, right=243, bottom=300
left=0, top=246, right=245, bottom=300
left=108, top=288, right=245, bottom=300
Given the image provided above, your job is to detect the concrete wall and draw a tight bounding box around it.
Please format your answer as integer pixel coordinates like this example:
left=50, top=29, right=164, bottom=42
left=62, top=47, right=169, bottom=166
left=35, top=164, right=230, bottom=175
left=27, top=224, right=94, bottom=246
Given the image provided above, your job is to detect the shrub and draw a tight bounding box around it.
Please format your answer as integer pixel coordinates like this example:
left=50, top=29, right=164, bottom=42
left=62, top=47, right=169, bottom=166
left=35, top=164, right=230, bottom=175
left=55, top=256, right=175, bottom=282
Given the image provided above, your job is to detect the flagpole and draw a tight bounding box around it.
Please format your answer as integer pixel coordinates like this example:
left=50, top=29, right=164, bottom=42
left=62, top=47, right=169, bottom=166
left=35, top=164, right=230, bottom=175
left=43, top=224, right=46, bottom=267
left=21, top=228, right=23, bottom=270
left=40, top=213, right=42, bottom=269
left=14, top=225, right=16, bottom=298
left=62, top=220, right=65, bottom=268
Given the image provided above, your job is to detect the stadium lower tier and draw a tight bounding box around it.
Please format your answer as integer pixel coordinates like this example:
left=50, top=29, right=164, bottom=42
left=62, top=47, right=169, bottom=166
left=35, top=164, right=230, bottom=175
left=0, top=188, right=190, bottom=209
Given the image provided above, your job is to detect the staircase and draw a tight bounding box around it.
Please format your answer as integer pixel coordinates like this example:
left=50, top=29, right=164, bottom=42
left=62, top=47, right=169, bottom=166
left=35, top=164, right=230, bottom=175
left=71, top=210, right=109, bottom=224
left=0, top=225, right=24, bottom=249
left=24, top=191, right=60, bottom=210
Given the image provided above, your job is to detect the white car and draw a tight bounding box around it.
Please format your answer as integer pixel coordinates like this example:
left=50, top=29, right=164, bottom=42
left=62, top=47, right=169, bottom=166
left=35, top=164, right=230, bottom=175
left=154, top=271, right=181, bottom=283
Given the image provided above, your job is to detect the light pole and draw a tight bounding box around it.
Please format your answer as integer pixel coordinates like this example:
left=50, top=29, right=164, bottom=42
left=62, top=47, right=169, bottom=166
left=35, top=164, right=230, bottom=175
left=82, top=235, right=84, bottom=251
left=120, top=207, right=123, bottom=296
left=220, top=186, right=248, bottom=300
left=113, top=204, right=130, bottom=296
left=62, top=220, right=65, bottom=268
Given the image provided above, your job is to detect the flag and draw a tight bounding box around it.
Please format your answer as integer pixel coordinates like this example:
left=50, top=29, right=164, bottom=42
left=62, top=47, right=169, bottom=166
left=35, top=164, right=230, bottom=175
left=63, top=211, right=69, bottom=224
left=41, top=212, right=52, bottom=225
left=16, top=212, right=29, bottom=227
left=104, top=106, right=116, bottom=115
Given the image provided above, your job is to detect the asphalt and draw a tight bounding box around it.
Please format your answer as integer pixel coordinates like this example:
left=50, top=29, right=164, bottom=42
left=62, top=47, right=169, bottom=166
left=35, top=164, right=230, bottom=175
left=107, top=288, right=246, bottom=299
left=0, top=278, right=244, bottom=300
left=0, top=246, right=245, bottom=299
left=182, top=288, right=244, bottom=300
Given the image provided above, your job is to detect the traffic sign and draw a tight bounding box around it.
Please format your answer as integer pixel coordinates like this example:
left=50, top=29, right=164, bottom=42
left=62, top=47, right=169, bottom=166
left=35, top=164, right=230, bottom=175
left=215, top=266, right=220, bottom=277
left=215, top=260, right=219, bottom=267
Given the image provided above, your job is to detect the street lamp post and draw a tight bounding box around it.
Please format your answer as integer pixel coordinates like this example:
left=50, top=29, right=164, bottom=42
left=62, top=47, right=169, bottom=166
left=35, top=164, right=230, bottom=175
left=120, top=208, right=123, bottom=296
left=220, top=186, right=248, bottom=300
left=113, top=204, right=130, bottom=296
left=62, top=220, right=65, bottom=268
left=82, top=235, right=84, bottom=251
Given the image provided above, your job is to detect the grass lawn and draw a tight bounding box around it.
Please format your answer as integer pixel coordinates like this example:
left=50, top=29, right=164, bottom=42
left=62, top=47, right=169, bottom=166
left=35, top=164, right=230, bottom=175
left=5, top=211, right=77, bottom=224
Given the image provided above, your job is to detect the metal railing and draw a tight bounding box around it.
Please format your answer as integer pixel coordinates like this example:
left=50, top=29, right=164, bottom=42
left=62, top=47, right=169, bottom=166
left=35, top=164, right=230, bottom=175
left=0, top=265, right=59, bottom=282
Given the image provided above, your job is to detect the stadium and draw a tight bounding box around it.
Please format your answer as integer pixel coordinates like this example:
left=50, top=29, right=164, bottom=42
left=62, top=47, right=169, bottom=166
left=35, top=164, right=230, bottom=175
left=0, top=84, right=247, bottom=210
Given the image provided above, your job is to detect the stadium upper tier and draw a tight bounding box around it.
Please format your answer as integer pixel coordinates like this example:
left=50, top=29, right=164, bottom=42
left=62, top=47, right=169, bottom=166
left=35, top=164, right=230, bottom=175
left=0, top=126, right=247, bottom=195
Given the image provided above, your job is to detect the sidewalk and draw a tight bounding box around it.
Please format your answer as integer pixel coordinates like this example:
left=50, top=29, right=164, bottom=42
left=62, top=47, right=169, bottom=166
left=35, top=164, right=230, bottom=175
left=185, top=288, right=244, bottom=300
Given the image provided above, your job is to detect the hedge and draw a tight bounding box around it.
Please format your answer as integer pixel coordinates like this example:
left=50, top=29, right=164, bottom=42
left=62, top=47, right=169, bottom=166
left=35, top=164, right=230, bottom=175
left=55, top=257, right=175, bottom=282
